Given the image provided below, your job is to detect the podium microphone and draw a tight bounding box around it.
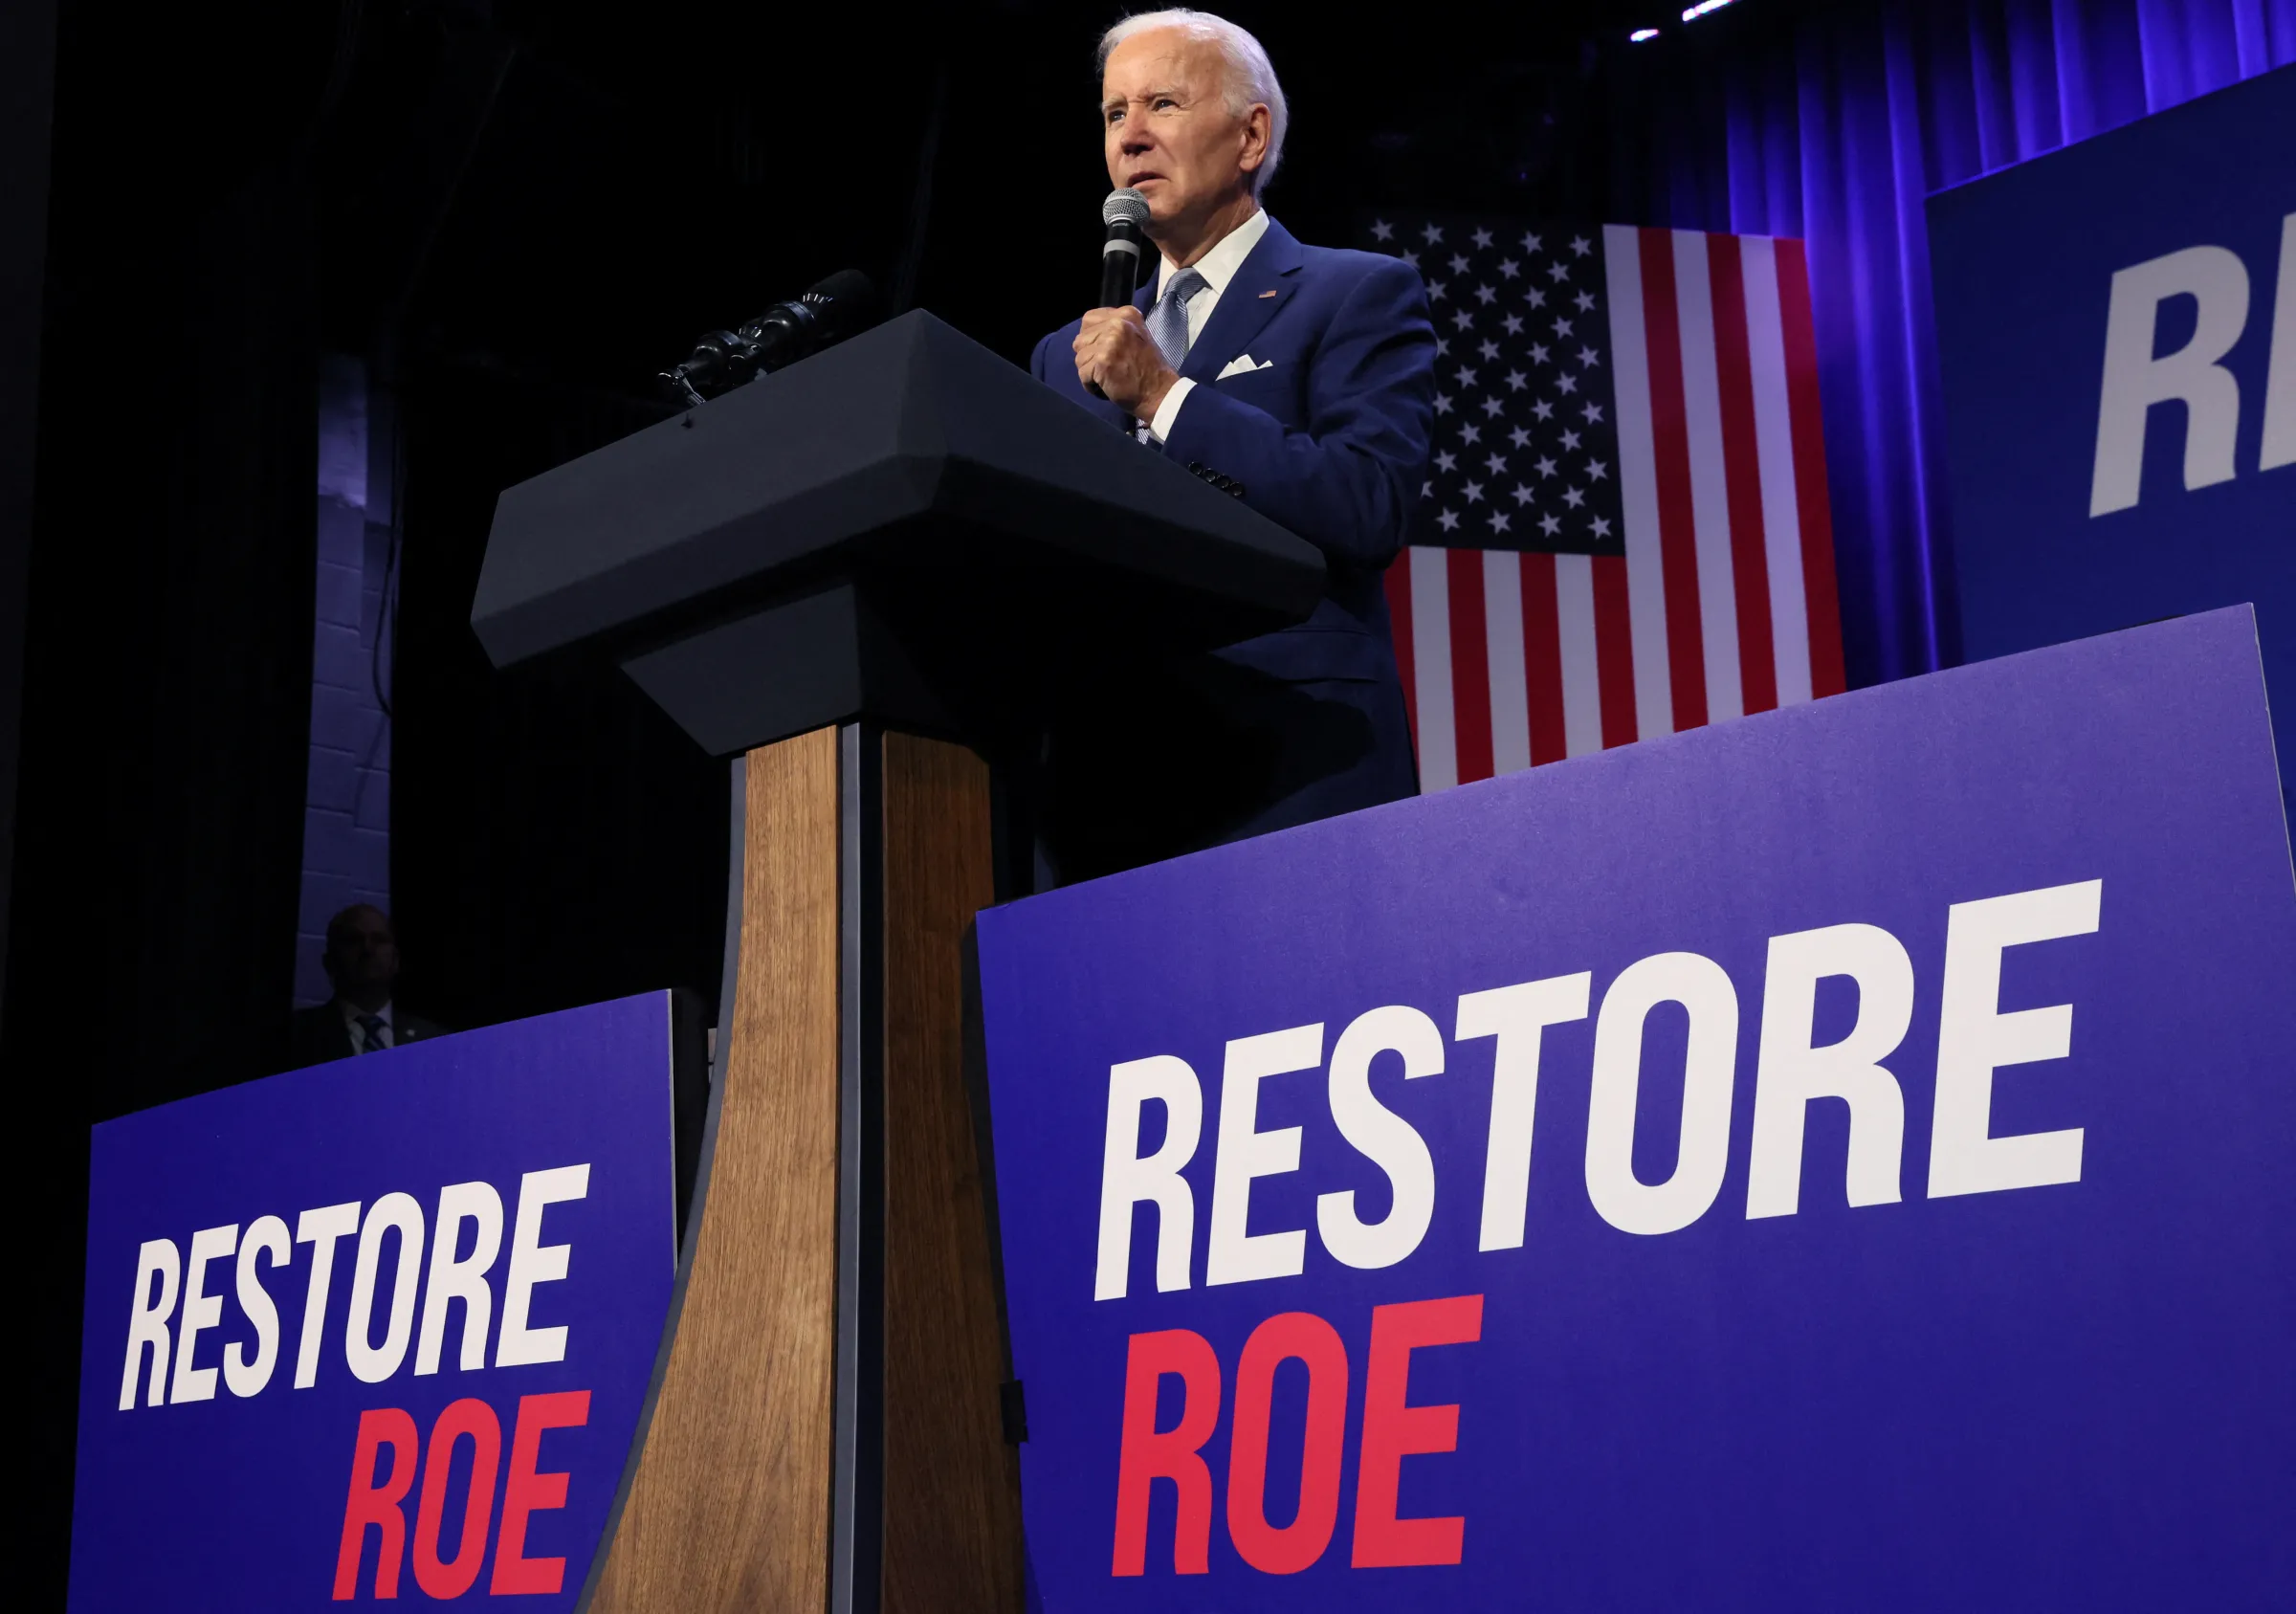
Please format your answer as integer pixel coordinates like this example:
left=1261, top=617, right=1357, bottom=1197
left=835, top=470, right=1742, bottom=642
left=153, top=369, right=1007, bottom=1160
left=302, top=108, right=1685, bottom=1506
left=660, top=269, right=879, bottom=408
left=1088, top=188, right=1152, bottom=400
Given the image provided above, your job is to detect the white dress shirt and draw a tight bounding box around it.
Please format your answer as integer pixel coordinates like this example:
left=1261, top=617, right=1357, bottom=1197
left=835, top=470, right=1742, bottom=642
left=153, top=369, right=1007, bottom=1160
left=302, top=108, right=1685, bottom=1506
left=1144, top=207, right=1272, bottom=443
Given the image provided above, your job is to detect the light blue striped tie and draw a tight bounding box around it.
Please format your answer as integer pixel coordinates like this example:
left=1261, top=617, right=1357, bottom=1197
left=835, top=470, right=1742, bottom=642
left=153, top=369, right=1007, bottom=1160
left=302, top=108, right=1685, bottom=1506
left=1146, top=267, right=1209, bottom=370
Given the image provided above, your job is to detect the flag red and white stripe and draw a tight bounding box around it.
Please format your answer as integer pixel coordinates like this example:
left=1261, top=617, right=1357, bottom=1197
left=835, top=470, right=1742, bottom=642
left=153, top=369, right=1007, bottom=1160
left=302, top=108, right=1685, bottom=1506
left=1387, top=227, right=1845, bottom=790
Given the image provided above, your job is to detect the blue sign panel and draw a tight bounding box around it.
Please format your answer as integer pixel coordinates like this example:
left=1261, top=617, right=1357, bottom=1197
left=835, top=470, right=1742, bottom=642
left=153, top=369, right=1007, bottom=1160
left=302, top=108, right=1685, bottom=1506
left=70, top=993, right=677, bottom=1611
left=1927, top=65, right=2295, bottom=780
left=979, top=608, right=2296, bottom=1610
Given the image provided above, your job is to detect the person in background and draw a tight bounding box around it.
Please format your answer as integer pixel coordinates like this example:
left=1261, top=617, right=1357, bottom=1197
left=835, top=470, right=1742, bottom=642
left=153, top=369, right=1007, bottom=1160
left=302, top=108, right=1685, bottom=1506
left=285, top=904, right=447, bottom=1067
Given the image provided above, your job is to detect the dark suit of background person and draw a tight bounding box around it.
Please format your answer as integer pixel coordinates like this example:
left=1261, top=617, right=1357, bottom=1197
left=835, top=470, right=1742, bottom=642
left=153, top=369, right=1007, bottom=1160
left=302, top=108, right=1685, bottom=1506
left=287, top=998, right=448, bottom=1066
left=1030, top=216, right=1437, bottom=879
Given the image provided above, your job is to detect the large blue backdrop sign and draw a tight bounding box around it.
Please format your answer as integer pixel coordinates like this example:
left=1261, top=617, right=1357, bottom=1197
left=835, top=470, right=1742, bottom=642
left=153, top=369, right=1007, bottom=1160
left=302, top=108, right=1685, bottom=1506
left=70, top=993, right=677, bottom=1610
left=1927, top=64, right=2294, bottom=780
left=977, top=608, right=2296, bottom=1610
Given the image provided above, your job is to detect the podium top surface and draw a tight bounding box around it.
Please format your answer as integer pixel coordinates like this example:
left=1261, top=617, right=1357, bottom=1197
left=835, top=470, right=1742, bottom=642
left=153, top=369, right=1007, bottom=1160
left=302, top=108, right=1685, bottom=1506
left=471, top=311, right=1326, bottom=669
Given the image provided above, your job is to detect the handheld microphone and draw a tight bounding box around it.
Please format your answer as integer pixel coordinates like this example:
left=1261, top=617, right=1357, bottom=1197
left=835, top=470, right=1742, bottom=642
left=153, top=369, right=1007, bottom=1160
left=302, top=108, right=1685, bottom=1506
left=1100, top=188, right=1150, bottom=306
left=1089, top=188, right=1152, bottom=399
left=660, top=269, right=879, bottom=408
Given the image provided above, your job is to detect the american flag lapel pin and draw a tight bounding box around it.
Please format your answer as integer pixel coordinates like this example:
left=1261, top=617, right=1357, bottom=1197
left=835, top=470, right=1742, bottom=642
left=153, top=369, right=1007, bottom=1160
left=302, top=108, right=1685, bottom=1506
left=1259, top=289, right=1278, bottom=298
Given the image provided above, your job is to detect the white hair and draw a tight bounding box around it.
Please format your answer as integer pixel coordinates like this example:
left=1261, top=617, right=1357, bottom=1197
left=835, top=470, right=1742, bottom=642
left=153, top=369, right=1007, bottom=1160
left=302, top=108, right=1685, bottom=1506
left=1098, top=10, right=1290, bottom=196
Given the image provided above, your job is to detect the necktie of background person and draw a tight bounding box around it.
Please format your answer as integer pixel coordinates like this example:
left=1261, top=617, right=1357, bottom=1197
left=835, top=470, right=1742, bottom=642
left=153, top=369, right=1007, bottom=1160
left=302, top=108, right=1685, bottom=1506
left=1147, top=267, right=1209, bottom=370
left=357, top=1014, right=389, bottom=1054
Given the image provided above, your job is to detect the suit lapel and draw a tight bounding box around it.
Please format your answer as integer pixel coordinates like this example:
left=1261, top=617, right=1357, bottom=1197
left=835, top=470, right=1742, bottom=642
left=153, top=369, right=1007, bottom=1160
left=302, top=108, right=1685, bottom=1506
left=1181, top=215, right=1305, bottom=384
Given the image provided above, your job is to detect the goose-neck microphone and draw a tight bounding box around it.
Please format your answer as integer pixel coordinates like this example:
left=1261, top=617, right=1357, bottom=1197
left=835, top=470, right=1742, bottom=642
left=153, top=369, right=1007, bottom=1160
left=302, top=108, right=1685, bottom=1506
left=659, top=269, right=878, bottom=409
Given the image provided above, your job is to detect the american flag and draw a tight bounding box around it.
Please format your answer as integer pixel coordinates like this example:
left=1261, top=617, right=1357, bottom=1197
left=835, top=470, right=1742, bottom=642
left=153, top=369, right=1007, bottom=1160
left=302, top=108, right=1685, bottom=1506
left=1362, top=215, right=1847, bottom=790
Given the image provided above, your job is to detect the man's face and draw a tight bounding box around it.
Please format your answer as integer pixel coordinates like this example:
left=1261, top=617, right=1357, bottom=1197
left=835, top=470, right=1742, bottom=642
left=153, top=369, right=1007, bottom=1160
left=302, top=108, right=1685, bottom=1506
left=1101, top=29, right=1263, bottom=234
left=328, top=908, right=399, bottom=994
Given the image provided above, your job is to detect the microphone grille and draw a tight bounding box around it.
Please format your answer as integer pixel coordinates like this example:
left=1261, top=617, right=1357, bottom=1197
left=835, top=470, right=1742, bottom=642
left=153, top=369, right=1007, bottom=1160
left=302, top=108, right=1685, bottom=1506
left=1102, top=188, right=1151, bottom=228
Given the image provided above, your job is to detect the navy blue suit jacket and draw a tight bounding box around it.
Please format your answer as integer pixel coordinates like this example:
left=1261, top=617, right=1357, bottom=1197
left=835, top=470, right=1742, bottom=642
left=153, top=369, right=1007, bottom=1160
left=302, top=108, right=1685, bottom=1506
left=1027, top=217, right=1435, bottom=864
left=1029, top=216, right=1438, bottom=688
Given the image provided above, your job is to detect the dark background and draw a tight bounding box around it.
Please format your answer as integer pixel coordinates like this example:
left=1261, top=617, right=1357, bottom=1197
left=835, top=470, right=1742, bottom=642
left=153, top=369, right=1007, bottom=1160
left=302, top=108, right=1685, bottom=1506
left=5, top=0, right=1827, bottom=1601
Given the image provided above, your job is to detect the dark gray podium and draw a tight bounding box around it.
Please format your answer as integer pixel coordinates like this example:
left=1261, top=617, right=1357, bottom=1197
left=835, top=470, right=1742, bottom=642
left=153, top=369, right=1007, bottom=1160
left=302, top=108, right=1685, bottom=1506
left=473, top=311, right=1322, bottom=1614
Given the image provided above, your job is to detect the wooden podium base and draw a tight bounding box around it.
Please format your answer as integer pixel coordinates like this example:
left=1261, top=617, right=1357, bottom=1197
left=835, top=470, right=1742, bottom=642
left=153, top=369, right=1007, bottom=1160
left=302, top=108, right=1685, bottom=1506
left=588, top=724, right=1023, bottom=1613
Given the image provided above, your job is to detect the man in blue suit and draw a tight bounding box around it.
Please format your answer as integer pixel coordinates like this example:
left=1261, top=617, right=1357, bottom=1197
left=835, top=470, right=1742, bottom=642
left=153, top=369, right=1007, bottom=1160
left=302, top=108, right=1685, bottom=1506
left=1029, top=8, right=1436, bottom=880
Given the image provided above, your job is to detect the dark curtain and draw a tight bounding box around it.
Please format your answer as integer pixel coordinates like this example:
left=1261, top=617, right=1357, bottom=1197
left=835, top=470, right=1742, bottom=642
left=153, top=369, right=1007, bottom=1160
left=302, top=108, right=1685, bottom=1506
left=11, top=164, right=320, bottom=1105
left=389, top=366, right=728, bottom=1035
left=1605, top=0, right=2296, bottom=689
left=0, top=0, right=56, bottom=1017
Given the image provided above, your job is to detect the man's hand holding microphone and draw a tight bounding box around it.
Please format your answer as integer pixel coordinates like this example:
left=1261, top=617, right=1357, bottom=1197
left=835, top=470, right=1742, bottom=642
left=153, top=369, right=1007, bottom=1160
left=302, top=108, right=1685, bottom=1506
left=1074, top=308, right=1180, bottom=421
left=1073, top=187, right=1180, bottom=421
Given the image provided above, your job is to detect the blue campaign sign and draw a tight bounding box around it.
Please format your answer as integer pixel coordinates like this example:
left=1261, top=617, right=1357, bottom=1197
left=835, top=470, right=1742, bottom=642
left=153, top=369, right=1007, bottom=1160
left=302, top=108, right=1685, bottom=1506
left=977, top=607, right=2296, bottom=1610
left=1927, top=65, right=2295, bottom=780
left=70, top=992, right=677, bottom=1611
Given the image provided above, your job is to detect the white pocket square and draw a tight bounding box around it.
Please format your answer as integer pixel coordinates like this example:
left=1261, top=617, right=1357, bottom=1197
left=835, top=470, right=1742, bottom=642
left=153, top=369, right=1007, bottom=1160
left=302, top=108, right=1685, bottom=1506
left=1215, top=354, right=1276, bottom=380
